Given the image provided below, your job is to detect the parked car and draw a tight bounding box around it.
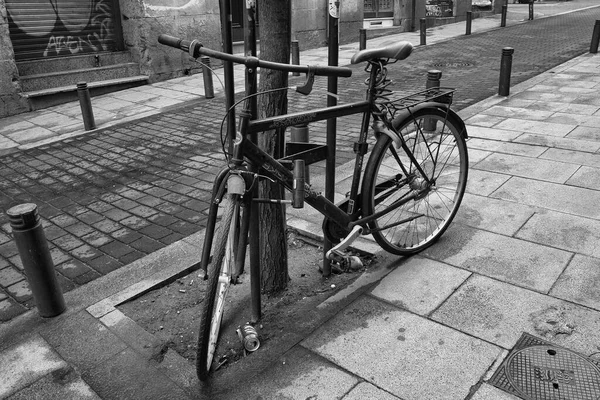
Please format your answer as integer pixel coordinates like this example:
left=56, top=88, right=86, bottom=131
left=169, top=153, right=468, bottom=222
left=472, top=0, right=492, bottom=7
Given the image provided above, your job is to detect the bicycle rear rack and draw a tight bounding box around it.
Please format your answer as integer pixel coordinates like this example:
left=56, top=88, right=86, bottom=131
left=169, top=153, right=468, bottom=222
left=384, top=87, right=455, bottom=109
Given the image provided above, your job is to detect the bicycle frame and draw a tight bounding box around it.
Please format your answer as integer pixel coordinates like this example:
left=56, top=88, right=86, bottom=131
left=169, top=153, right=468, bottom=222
left=199, top=60, right=457, bottom=276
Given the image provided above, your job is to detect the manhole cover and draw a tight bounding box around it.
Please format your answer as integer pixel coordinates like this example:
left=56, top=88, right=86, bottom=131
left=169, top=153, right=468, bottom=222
left=431, top=61, right=473, bottom=68
left=490, top=333, right=600, bottom=400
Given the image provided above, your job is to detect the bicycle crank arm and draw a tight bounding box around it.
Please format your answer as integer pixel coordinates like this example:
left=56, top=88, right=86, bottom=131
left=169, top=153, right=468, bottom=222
left=326, top=225, right=363, bottom=261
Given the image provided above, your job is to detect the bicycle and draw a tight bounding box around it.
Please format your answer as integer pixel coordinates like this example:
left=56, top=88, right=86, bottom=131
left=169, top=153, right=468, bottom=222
left=158, top=33, right=469, bottom=381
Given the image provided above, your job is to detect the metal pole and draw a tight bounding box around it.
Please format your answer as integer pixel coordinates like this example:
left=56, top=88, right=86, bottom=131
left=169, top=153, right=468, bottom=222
left=420, top=18, right=427, bottom=46
left=291, top=40, right=300, bottom=76
left=7, top=204, right=66, bottom=317
left=359, top=28, right=367, bottom=50
left=244, top=0, right=261, bottom=324
left=76, top=82, right=96, bottom=131
left=499, top=47, right=514, bottom=96
left=323, top=0, right=340, bottom=277
left=219, top=0, right=235, bottom=152
left=501, top=4, right=507, bottom=27
left=200, top=57, right=214, bottom=99
left=591, top=20, right=600, bottom=54
left=529, top=0, right=534, bottom=21
left=466, top=11, right=472, bottom=35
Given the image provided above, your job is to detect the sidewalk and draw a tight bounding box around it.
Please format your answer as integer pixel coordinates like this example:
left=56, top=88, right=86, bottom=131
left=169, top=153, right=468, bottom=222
left=2, top=2, right=600, bottom=399
left=0, top=2, right=562, bottom=153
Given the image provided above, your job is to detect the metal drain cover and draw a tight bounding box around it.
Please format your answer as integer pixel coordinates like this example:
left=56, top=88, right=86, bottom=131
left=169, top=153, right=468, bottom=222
left=431, top=61, right=473, bottom=68
left=490, top=333, right=600, bottom=400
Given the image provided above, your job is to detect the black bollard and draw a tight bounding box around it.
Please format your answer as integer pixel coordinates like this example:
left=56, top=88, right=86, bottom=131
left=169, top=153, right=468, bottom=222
left=466, top=11, right=472, bottom=35
left=200, top=56, right=215, bottom=99
left=425, top=70, right=442, bottom=130
left=7, top=204, right=66, bottom=318
left=499, top=47, right=514, bottom=96
left=291, top=40, right=300, bottom=76
left=420, top=18, right=427, bottom=46
left=591, top=20, right=600, bottom=54
left=529, top=0, right=534, bottom=21
left=359, top=29, right=367, bottom=50
left=77, top=82, right=96, bottom=131
left=501, top=5, right=507, bottom=27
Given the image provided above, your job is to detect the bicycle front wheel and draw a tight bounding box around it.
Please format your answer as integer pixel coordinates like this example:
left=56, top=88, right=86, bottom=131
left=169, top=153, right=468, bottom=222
left=362, top=107, right=468, bottom=255
left=196, top=193, right=241, bottom=381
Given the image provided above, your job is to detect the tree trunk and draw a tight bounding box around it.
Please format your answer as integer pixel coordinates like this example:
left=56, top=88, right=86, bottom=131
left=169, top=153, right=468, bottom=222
left=257, top=0, right=291, bottom=295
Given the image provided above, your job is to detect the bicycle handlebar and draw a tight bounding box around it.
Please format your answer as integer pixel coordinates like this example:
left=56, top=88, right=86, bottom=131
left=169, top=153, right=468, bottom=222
left=158, top=34, right=353, bottom=78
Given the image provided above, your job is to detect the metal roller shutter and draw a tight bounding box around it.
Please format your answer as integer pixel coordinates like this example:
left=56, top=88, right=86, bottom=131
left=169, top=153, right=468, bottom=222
left=5, top=0, right=122, bottom=61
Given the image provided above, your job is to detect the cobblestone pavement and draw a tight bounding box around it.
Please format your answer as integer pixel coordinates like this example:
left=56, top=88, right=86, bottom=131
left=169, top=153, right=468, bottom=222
left=1, top=6, right=600, bottom=321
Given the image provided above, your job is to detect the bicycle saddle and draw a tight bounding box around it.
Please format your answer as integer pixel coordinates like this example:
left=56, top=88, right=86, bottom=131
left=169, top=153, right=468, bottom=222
left=350, top=41, right=413, bottom=64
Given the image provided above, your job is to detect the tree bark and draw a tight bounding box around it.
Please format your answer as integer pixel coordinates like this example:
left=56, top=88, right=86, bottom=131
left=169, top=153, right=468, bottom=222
left=257, top=0, right=291, bottom=295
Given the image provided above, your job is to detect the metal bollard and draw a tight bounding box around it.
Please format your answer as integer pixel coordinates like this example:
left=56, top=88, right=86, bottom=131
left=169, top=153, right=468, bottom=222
left=77, top=82, right=96, bottom=131
left=501, top=5, right=507, bottom=27
left=290, top=124, right=310, bottom=184
left=291, top=40, right=300, bottom=76
left=420, top=18, right=427, bottom=46
left=529, top=0, right=534, bottom=21
left=499, top=47, right=514, bottom=96
left=7, top=204, right=66, bottom=318
left=466, top=11, right=472, bottom=35
left=200, top=56, right=215, bottom=99
left=425, top=70, right=442, bottom=130
left=591, top=20, right=600, bottom=54
left=359, top=28, right=367, bottom=50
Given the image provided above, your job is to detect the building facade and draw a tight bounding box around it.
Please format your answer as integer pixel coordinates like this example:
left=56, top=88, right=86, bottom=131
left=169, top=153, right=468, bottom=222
left=0, top=0, right=488, bottom=118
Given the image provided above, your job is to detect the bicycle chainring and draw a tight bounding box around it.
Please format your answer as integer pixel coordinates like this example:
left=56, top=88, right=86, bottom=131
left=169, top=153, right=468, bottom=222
left=322, top=218, right=350, bottom=244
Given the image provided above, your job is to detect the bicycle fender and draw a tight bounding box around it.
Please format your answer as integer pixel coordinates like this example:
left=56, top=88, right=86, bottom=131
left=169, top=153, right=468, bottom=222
left=381, top=102, right=468, bottom=143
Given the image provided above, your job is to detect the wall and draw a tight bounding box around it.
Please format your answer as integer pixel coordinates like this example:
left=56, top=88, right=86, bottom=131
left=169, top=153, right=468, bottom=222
left=118, top=0, right=223, bottom=82
left=292, top=0, right=362, bottom=50
left=0, top=0, right=29, bottom=117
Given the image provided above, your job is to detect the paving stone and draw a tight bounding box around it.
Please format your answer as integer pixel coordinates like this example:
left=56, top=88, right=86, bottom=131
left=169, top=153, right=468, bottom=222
left=423, top=225, right=571, bottom=293
left=492, top=176, right=600, bottom=219
left=516, top=210, right=600, bottom=258
left=72, top=269, right=102, bottom=285
left=70, top=244, right=104, bottom=261
left=55, top=259, right=93, bottom=279
left=99, top=241, right=135, bottom=259
left=514, top=132, right=600, bottom=152
left=431, top=274, right=600, bottom=355
left=370, top=256, right=470, bottom=315
left=455, top=193, right=536, bottom=236
left=239, top=345, right=359, bottom=400
left=53, top=234, right=86, bottom=251
left=470, top=383, right=520, bottom=400
left=63, top=222, right=95, bottom=237
left=128, top=236, right=163, bottom=254
left=303, top=296, right=501, bottom=400
left=0, top=335, right=68, bottom=398
left=550, top=254, right=600, bottom=312
left=86, top=254, right=121, bottom=275
left=6, top=366, right=101, bottom=400
left=41, top=310, right=128, bottom=371
left=110, top=228, right=143, bottom=244
left=474, top=153, right=579, bottom=184
left=342, top=382, right=400, bottom=400
left=6, top=280, right=32, bottom=302
left=0, top=266, right=25, bottom=287
left=81, top=348, right=191, bottom=400
left=81, top=230, right=113, bottom=247
left=0, top=298, right=27, bottom=321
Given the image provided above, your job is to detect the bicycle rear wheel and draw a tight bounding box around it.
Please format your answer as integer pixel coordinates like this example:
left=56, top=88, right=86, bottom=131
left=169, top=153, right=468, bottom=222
left=196, top=193, right=240, bottom=381
left=362, top=107, right=468, bottom=255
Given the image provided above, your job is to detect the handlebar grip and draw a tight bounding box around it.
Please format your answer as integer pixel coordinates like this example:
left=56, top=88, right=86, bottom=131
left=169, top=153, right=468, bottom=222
left=158, top=34, right=184, bottom=49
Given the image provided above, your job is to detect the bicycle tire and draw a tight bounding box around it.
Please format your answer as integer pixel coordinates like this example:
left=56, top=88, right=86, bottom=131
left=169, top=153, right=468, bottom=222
left=362, top=107, right=468, bottom=255
left=196, top=193, right=240, bottom=381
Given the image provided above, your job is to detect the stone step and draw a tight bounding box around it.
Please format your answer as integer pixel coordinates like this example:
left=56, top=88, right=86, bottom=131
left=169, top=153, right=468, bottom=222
left=16, top=51, right=134, bottom=76
left=19, top=63, right=142, bottom=92
left=22, top=75, right=149, bottom=111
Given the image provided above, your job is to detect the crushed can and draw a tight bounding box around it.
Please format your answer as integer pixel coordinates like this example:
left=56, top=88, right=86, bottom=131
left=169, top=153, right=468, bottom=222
left=237, top=323, right=260, bottom=352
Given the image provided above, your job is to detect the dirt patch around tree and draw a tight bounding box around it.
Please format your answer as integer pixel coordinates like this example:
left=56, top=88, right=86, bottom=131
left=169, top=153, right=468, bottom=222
left=118, top=230, right=376, bottom=377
